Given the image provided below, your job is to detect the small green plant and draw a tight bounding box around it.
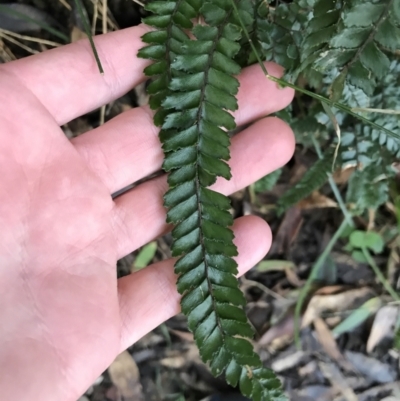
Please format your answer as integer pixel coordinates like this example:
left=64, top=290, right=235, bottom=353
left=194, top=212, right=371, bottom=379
left=137, top=0, right=400, bottom=399
left=348, top=230, right=400, bottom=301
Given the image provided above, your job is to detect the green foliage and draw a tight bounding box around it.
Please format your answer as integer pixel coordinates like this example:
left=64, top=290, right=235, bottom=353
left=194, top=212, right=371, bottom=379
left=299, top=0, right=400, bottom=99
left=132, top=242, right=158, bottom=271
left=255, top=0, right=309, bottom=71
left=346, top=229, right=400, bottom=301
left=139, top=0, right=400, bottom=399
left=332, top=297, right=383, bottom=337
left=254, top=1, right=400, bottom=215
left=349, top=231, right=385, bottom=254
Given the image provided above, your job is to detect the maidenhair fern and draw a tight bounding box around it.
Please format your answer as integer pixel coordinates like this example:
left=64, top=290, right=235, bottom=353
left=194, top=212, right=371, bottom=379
left=136, top=0, right=400, bottom=399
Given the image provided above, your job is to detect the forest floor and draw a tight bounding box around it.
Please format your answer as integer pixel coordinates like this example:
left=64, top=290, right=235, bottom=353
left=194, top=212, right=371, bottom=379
left=1, top=1, right=400, bottom=401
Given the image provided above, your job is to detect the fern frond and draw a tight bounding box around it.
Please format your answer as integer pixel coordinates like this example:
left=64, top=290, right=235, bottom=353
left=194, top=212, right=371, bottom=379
left=300, top=0, right=400, bottom=99
left=277, top=150, right=334, bottom=214
left=139, top=1, right=286, bottom=400
left=346, top=163, right=391, bottom=212
left=255, top=0, right=309, bottom=74
left=368, top=62, right=400, bottom=158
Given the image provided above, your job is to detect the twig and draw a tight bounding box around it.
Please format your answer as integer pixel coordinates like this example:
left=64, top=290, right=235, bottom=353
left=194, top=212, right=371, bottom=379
left=131, top=0, right=145, bottom=7
left=311, top=136, right=354, bottom=228
left=58, top=0, right=72, bottom=10
left=241, top=277, right=286, bottom=301
left=92, top=0, right=99, bottom=36
left=0, top=28, right=63, bottom=47
left=0, top=32, right=38, bottom=54
left=102, top=0, right=108, bottom=35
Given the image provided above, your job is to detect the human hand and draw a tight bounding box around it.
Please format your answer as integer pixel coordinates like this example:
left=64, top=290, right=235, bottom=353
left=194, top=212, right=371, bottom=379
left=0, top=25, right=294, bottom=401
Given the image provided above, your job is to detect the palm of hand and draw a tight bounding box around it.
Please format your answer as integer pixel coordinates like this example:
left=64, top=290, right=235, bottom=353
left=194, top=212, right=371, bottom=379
left=0, top=26, right=294, bottom=401
left=1, top=65, right=122, bottom=399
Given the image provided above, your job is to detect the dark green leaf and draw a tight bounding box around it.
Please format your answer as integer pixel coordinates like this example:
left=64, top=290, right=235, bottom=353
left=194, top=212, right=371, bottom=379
left=360, top=42, right=390, bottom=79
left=343, top=3, right=385, bottom=27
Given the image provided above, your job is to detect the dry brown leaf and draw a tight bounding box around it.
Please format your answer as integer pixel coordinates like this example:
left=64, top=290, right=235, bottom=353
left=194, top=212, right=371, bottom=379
left=314, top=318, right=354, bottom=372
left=302, top=287, right=374, bottom=328
left=319, top=362, right=358, bottom=401
left=345, top=351, right=397, bottom=383
left=160, top=356, right=187, bottom=369
left=298, top=360, right=318, bottom=377
left=270, top=206, right=303, bottom=255
left=161, top=343, right=201, bottom=369
left=367, top=305, right=400, bottom=353
left=302, top=287, right=374, bottom=327
left=284, top=267, right=303, bottom=288
left=168, top=328, right=194, bottom=342
left=134, top=82, right=149, bottom=107
left=271, top=350, right=307, bottom=372
left=259, top=313, right=295, bottom=347
left=289, top=158, right=308, bottom=184
left=297, top=191, right=337, bottom=210
left=108, top=351, right=144, bottom=401
left=387, top=245, right=400, bottom=287
left=315, top=285, right=348, bottom=295
left=70, top=26, right=86, bottom=42
left=332, top=165, right=356, bottom=184
left=354, top=381, right=400, bottom=401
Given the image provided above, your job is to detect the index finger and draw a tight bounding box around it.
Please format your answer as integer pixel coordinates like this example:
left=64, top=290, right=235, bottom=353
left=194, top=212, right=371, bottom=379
left=0, top=25, right=150, bottom=125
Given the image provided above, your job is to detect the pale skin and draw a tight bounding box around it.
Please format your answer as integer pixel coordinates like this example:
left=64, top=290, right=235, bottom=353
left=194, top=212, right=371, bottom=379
left=0, top=25, right=295, bottom=401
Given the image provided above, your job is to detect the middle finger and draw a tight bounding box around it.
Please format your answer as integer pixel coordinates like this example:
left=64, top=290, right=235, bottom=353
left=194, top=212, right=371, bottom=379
left=71, top=62, right=294, bottom=194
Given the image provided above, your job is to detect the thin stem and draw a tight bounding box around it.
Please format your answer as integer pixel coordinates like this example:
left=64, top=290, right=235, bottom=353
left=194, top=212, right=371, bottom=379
left=351, top=107, right=400, bottom=115
left=0, top=28, right=63, bottom=47
left=362, top=247, right=400, bottom=301
left=329, top=176, right=353, bottom=226
left=311, top=136, right=354, bottom=227
left=73, top=0, right=104, bottom=74
left=58, top=0, right=72, bottom=10
left=0, top=31, right=38, bottom=54
left=294, top=219, right=349, bottom=348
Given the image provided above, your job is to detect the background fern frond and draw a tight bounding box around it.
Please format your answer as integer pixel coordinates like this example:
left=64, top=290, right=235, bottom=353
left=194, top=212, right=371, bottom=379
left=277, top=149, right=335, bottom=214
left=300, top=0, right=400, bottom=100
left=255, top=0, right=309, bottom=73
